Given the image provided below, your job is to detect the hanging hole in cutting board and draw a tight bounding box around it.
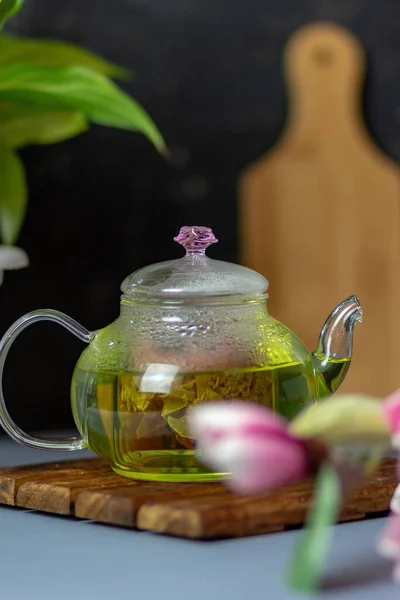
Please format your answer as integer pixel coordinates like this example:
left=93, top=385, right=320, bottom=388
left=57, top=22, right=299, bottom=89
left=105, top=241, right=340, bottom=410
left=312, top=46, right=334, bottom=66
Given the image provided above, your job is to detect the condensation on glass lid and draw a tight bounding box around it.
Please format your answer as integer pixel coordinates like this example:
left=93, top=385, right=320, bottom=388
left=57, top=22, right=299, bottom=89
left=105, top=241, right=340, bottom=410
left=121, top=225, right=269, bottom=297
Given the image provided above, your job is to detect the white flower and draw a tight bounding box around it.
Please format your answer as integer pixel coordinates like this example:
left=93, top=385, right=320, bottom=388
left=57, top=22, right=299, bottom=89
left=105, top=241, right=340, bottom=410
left=391, top=483, right=400, bottom=515
left=0, top=245, right=29, bottom=285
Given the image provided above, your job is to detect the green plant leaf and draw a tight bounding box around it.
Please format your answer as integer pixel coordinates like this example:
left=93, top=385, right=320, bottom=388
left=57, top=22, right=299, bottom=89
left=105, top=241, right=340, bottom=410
left=0, top=0, right=24, bottom=29
left=0, top=101, right=88, bottom=148
left=287, top=462, right=341, bottom=594
left=0, top=63, right=165, bottom=152
left=0, top=33, right=130, bottom=79
left=0, top=149, right=27, bottom=244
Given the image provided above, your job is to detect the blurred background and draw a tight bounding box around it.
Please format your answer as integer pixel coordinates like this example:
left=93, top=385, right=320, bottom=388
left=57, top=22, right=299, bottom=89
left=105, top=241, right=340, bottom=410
left=1, top=0, right=400, bottom=434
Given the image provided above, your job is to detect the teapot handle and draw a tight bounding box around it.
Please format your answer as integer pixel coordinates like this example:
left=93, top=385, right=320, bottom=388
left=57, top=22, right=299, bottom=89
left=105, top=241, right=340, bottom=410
left=0, top=309, right=95, bottom=451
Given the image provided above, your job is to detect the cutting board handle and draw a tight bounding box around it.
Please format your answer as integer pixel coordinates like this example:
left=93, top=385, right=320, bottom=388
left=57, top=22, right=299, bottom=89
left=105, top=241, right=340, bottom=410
left=283, top=22, right=366, bottom=140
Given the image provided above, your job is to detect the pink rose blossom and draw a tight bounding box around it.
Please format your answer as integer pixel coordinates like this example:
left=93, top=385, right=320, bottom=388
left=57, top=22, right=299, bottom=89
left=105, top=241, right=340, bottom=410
left=188, top=401, right=309, bottom=494
left=376, top=389, right=400, bottom=583
left=381, top=388, right=400, bottom=449
left=188, top=391, right=400, bottom=587
left=377, top=512, right=400, bottom=583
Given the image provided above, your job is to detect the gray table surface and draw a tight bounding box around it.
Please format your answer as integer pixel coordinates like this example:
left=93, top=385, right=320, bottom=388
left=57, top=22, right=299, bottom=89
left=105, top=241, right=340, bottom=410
left=0, top=436, right=398, bottom=600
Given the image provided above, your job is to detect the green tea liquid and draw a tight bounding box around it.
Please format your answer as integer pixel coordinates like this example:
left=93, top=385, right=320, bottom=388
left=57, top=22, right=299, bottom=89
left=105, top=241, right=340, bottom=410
left=71, top=359, right=328, bottom=481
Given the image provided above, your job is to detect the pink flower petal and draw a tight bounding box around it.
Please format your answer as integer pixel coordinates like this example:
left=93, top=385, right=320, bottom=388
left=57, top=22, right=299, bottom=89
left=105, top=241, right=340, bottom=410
left=188, top=401, right=289, bottom=446
left=188, top=401, right=310, bottom=494
left=377, top=513, right=400, bottom=560
left=382, top=389, right=400, bottom=443
left=199, top=434, right=308, bottom=495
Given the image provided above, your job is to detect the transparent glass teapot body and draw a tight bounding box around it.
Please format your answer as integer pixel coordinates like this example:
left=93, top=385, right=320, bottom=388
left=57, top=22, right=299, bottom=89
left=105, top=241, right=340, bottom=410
left=0, top=226, right=362, bottom=482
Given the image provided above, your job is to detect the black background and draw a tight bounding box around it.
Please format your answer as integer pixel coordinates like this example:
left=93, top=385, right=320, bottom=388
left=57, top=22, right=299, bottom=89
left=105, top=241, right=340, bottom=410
left=1, top=0, right=400, bottom=433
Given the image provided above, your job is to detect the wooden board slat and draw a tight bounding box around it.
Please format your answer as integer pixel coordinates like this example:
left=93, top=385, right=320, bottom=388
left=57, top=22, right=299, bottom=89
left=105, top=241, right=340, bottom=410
left=16, top=470, right=130, bottom=515
left=137, top=460, right=397, bottom=539
left=0, top=457, right=106, bottom=506
left=0, top=457, right=396, bottom=539
left=75, top=482, right=227, bottom=527
left=136, top=481, right=364, bottom=539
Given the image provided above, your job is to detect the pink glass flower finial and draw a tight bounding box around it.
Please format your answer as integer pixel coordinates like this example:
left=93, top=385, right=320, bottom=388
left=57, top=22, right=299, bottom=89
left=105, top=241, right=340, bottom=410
left=174, top=225, right=218, bottom=255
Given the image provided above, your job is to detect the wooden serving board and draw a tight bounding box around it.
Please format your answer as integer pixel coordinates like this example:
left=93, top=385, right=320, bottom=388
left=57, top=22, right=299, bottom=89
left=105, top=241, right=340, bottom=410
left=239, top=22, right=400, bottom=397
left=0, top=457, right=396, bottom=539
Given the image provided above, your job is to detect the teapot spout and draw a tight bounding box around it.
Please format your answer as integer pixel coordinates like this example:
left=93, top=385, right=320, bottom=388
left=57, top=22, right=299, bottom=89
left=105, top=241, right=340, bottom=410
left=313, top=295, right=363, bottom=394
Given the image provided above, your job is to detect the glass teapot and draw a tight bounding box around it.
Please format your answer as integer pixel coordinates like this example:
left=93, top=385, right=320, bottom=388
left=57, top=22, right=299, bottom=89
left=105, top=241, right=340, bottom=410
left=0, top=226, right=362, bottom=482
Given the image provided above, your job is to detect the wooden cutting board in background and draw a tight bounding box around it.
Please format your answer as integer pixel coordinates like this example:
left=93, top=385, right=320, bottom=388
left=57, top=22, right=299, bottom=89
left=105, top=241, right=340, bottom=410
left=239, top=22, right=400, bottom=397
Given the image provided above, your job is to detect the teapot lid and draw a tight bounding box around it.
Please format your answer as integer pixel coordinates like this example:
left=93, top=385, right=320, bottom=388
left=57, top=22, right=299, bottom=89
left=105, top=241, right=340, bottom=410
left=121, top=226, right=269, bottom=299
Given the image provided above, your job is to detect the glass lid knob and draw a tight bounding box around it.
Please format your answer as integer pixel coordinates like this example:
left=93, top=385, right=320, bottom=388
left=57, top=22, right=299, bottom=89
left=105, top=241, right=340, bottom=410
left=174, top=226, right=218, bottom=255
